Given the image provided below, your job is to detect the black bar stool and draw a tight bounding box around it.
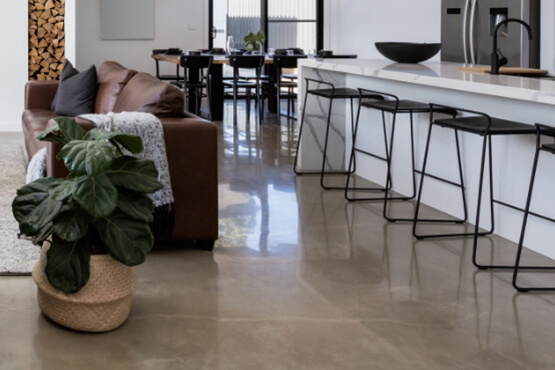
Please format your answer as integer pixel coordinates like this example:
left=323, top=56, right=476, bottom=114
left=413, top=104, right=537, bottom=270
left=293, top=79, right=383, bottom=190
left=345, top=89, right=458, bottom=223
left=513, top=123, right=555, bottom=292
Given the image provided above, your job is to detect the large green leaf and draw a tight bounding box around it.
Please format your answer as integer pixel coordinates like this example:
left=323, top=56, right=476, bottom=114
left=37, top=117, right=85, bottom=145
left=72, top=175, right=118, bottom=218
left=37, top=124, right=66, bottom=145
left=53, top=208, right=90, bottom=242
left=32, top=222, right=54, bottom=246
left=107, top=156, right=163, bottom=194
left=85, top=129, right=144, bottom=154
left=48, top=179, right=73, bottom=201
left=93, top=210, right=154, bottom=266
left=58, top=140, right=114, bottom=176
left=45, top=237, right=90, bottom=294
left=56, top=117, right=85, bottom=142
left=117, top=190, right=154, bottom=223
left=12, top=178, right=64, bottom=236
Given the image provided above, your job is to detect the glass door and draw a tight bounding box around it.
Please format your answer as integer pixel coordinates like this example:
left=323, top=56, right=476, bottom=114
left=210, top=0, right=228, bottom=49
left=209, top=0, right=323, bottom=52
left=210, top=0, right=263, bottom=50
left=267, top=0, right=318, bottom=51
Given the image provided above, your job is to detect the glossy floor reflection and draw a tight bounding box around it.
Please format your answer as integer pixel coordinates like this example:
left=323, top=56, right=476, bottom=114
left=2, top=103, right=555, bottom=369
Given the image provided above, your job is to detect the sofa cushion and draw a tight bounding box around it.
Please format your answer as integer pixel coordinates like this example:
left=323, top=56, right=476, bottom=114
left=22, top=109, right=58, bottom=159
left=95, top=61, right=137, bottom=114
left=113, top=73, right=185, bottom=117
left=54, top=60, right=98, bottom=116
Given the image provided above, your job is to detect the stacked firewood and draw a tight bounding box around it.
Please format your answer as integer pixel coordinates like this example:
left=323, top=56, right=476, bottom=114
left=28, top=0, right=65, bottom=80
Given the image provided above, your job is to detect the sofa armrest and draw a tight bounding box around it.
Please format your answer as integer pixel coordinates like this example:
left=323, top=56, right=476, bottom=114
left=160, top=117, right=219, bottom=242
left=25, top=81, right=59, bottom=110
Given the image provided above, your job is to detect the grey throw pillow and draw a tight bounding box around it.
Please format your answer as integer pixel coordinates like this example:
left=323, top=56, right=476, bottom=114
left=53, top=60, right=98, bottom=116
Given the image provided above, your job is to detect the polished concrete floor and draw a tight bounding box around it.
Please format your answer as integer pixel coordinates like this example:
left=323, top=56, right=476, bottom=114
left=2, top=105, right=555, bottom=369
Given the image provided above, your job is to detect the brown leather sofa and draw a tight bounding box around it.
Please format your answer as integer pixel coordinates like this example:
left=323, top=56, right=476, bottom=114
left=22, top=61, right=218, bottom=249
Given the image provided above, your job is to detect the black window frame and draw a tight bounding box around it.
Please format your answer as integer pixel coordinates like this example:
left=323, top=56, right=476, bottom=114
left=209, top=0, right=324, bottom=52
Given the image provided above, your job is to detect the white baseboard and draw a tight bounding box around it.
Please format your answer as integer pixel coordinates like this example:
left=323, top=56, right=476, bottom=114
left=0, top=122, right=22, bottom=132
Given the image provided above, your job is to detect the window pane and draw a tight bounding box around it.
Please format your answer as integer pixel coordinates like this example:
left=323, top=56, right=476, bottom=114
left=268, top=22, right=316, bottom=51
left=227, top=0, right=262, bottom=50
left=268, top=0, right=316, bottom=20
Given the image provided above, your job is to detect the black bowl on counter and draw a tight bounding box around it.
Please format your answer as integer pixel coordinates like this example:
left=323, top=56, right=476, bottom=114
left=319, top=50, right=334, bottom=57
left=375, top=42, right=441, bottom=64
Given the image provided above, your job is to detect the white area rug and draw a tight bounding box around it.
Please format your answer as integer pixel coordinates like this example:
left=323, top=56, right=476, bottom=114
left=0, top=145, right=40, bottom=275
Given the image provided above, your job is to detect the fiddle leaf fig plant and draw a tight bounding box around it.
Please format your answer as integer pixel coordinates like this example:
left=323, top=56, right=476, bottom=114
left=12, top=117, right=162, bottom=294
left=244, top=30, right=266, bottom=52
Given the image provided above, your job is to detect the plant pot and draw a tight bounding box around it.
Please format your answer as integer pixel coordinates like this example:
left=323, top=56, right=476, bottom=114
left=32, top=246, right=137, bottom=332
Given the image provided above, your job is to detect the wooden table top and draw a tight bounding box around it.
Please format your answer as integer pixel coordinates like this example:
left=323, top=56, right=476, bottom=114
left=152, top=53, right=274, bottom=65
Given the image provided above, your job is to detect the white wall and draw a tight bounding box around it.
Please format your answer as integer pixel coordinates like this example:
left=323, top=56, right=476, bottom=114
left=0, top=1, right=29, bottom=131
left=541, top=1, right=555, bottom=72
left=327, top=0, right=555, bottom=72
left=74, top=0, right=208, bottom=75
left=326, top=0, right=441, bottom=59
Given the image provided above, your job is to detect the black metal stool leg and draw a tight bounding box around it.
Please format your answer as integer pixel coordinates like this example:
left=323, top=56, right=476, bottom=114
left=344, top=102, right=396, bottom=200
left=350, top=97, right=357, bottom=175
left=413, top=123, right=471, bottom=238
left=511, top=145, right=555, bottom=291
left=293, top=84, right=311, bottom=175
left=320, top=98, right=340, bottom=189
left=472, top=135, right=499, bottom=269
left=454, top=129, right=469, bottom=224
left=383, top=111, right=427, bottom=222
left=413, top=120, right=434, bottom=238
left=344, top=101, right=363, bottom=199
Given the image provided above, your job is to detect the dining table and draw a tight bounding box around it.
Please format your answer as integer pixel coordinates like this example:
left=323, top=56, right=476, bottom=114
left=152, top=53, right=274, bottom=121
left=152, top=53, right=358, bottom=121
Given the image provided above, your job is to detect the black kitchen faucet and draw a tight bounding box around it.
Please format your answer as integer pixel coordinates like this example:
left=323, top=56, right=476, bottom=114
left=491, top=18, right=533, bottom=75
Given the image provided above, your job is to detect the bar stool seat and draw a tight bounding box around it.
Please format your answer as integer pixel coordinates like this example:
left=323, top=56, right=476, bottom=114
left=309, top=88, right=379, bottom=99
left=362, top=100, right=459, bottom=116
left=542, top=143, right=555, bottom=153
left=435, top=116, right=536, bottom=135
left=361, top=99, right=430, bottom=113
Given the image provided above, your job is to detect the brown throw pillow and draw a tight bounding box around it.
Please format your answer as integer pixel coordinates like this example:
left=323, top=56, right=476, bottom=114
left=113, top=73, right=185, bottom=117
left=95, top=61, right=137, bottom=114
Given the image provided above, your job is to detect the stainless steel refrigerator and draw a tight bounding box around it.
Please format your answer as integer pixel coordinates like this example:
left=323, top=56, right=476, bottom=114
left=441, top=0, right=540, bottom=68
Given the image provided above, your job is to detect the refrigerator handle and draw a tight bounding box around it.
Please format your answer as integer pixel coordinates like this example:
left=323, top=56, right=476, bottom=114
left=469, top=0, right=477, bottom=64
left=462, top=0, right=471, bottom=64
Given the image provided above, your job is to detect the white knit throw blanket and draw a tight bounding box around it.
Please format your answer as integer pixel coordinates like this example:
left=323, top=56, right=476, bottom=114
left=27, top=112, right=174, bottom=209
left=79, top=112, right=174, bottom=208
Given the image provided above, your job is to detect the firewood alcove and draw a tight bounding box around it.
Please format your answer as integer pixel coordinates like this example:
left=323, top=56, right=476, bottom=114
left=28, top=0, right=65, bottom=81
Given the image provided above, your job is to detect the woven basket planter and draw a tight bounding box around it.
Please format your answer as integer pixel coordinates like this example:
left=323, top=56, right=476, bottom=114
left=32, top=247, right=138, bottom=332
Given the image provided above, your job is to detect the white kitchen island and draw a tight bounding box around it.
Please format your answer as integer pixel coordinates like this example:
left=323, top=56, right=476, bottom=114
left=296, top=58, right=555, bottom=260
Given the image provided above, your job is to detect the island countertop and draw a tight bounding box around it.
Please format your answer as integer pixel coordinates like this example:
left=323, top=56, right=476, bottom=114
left=298, top=59, right=555, bottom=105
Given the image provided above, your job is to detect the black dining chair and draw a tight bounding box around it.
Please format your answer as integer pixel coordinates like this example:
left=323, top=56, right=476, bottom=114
left=224, top=55, right=265, bottom=125
left=152, top=49, right=183, bottom=85
left=180, top=55, right=213, bottom=121
left=265, top=55, right=307, bottom=119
